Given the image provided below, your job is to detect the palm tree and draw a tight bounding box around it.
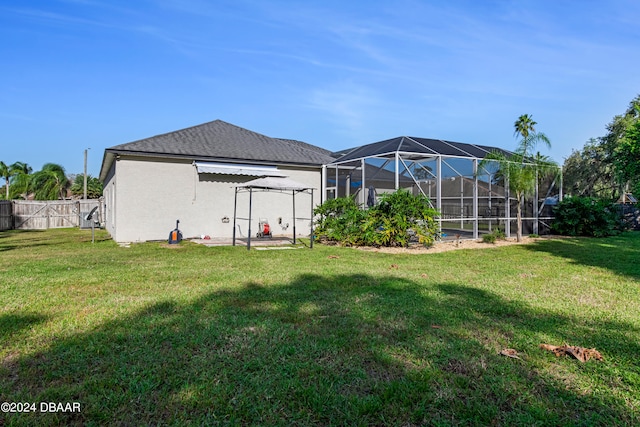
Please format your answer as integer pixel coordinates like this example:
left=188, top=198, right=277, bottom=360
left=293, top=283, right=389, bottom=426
left=70, top=174, right=103, bottom=199
left=514, top=114, right=537, bottom=140
left=30, top=163, right=70, bottom=200
left=481, top=115, right=556, bottom=242
left=10, top=161, right=32, bottom=175
left=0, top=161, right=9, bottom=199
left=9, top=162, right=32, bottom=199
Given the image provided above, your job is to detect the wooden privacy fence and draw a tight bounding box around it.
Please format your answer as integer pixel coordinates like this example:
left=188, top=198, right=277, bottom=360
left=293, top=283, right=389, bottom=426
left=0, top=200, right=104, bottom=231
left=0, top=201, right=11, bottom=230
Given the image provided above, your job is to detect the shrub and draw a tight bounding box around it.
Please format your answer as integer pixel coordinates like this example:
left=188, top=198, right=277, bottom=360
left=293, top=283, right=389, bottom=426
left=313, top=196, right=365, bottom=246
left=314, top=190, right=439, bottom=247
left=482, top=233, right=496, bottom=244
left=481, top=228, right=506, bottom=244
left=551, top=196, right=625, bottom=237
left=363, top=190, right=439, bottom=247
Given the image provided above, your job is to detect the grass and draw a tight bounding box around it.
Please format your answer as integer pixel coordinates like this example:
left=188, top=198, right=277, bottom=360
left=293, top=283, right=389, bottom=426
left=1, top=228, right=639, bottom=426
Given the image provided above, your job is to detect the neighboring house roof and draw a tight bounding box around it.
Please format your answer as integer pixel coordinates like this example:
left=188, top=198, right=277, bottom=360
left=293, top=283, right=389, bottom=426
left=330, top=136, right=514, bottom=164
left=100, top=120, right=336, bottom=181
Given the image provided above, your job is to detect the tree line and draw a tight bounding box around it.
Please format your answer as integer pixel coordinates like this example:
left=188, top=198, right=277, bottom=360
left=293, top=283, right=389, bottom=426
left=563, top=94, right=640, bottom=200
left=0, top=162, right=103, bottom=200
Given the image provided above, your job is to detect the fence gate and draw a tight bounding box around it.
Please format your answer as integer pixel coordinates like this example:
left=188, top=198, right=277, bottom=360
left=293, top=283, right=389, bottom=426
left=9, top=200, right=102, bottom=230
left=0, top=201, right=11, bottom=231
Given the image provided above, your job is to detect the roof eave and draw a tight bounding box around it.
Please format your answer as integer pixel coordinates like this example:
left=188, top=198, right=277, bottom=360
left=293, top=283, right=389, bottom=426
left=99, top=151, right=117, bottom=183
left=100, top=149, right=330, bottom=172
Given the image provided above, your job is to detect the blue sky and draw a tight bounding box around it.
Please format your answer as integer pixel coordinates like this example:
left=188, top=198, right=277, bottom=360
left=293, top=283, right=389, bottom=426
left=1, top=0, right=639, bottom=177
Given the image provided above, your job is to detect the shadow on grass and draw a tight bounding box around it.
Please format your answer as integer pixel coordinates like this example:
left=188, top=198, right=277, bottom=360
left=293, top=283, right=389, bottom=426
left=2, top=274, right=638, bottom=426
left=0, top=313, right=49, bottom=341
left=524, top=232, right=640, bottom=279
left=0, top=229, right=111, bottom=252
left=0, top=230, right=45, bottom=252
left=0, top=230, right=46, bottom=237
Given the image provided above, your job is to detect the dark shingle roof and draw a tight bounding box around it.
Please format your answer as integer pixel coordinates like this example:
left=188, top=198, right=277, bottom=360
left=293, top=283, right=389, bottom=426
left=106, top=120, right=336, bottom=166
left=331, top=136, right=513, bottom=164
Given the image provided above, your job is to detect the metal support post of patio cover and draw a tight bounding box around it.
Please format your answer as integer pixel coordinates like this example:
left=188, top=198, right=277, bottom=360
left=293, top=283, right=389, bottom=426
left=233, top=177, right=315, bottom=250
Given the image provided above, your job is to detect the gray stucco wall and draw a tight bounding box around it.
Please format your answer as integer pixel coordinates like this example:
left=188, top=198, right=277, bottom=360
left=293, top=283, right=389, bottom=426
left=102, top=161, right=116, bottom=238
left=107, top=156, right=321, bottom=242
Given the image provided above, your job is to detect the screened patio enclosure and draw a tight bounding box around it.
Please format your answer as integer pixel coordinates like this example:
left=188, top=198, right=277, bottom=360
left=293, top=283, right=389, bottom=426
left=322, top=136, right=562, bottom=240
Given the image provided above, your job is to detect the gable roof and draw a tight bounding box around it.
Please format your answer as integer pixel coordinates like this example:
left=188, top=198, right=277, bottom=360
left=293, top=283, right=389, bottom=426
left=331, top=136, right=514, bottom=164
left=100, top=120, right=336, bottom=180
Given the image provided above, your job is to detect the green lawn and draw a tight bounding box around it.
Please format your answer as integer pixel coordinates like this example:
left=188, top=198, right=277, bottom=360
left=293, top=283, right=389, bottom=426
left=1, top=229, right=639, bottom=426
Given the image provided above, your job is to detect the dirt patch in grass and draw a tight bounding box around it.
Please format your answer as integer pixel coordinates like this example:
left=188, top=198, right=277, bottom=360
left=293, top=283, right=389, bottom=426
left=354, top=236, right=549, bottom=254
left=159, top=243, right=186, bottom=249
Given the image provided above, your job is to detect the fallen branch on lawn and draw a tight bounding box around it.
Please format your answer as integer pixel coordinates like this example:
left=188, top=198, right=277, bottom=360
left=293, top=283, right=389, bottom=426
left=539, top=344, right=603, bottom=362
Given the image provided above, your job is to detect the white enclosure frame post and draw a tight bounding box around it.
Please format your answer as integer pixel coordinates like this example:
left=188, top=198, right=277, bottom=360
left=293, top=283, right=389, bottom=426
left=232, top=188, right=238, bottom=246
left=310, top=189, right=314, bottom=248
left=559, top=167, right=564, bottom=201
left=490, top=176, right=494, bottom=233
left=534, top=169, right=539, bottom=235
left=395, top=152, right=400, bottom=190
left=460, top=176, right=464, bottom=228
left=473, top=159, right=478, bottom=239
left=321, top=165, right=327, bottom=204
left=436, top=156, right=442, bottom=236
left=504, top=174, right=511, bottom=238
left=361, top=158, right=366, bottom=206
left=292, top=190, right=296, bottom=244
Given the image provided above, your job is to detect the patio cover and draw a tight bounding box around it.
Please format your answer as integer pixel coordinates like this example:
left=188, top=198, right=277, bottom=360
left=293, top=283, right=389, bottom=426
left=233, top=177, right=315, bottom=249
left=194, top=161, right=286, bottom=177
left=236, top=176, right=311, bottom=191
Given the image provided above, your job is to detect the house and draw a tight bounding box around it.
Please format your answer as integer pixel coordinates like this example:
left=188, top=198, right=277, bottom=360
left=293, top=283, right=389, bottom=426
left=99, top=120, right=335, bottom=242
left=100, top=121, right=562, bottom=243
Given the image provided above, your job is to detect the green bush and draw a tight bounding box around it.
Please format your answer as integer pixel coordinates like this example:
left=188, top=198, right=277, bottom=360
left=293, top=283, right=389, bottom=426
left=481, top=228, right=506, bottom=244
left=314, top=190, right=439, bottom=247
left=363, top=190, right=439, bottom=247
left=313, top=196, right=366, bottom=246
left=482, top=233, right=496, bottom=244
left=551, top=196, right=625, bottom=237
